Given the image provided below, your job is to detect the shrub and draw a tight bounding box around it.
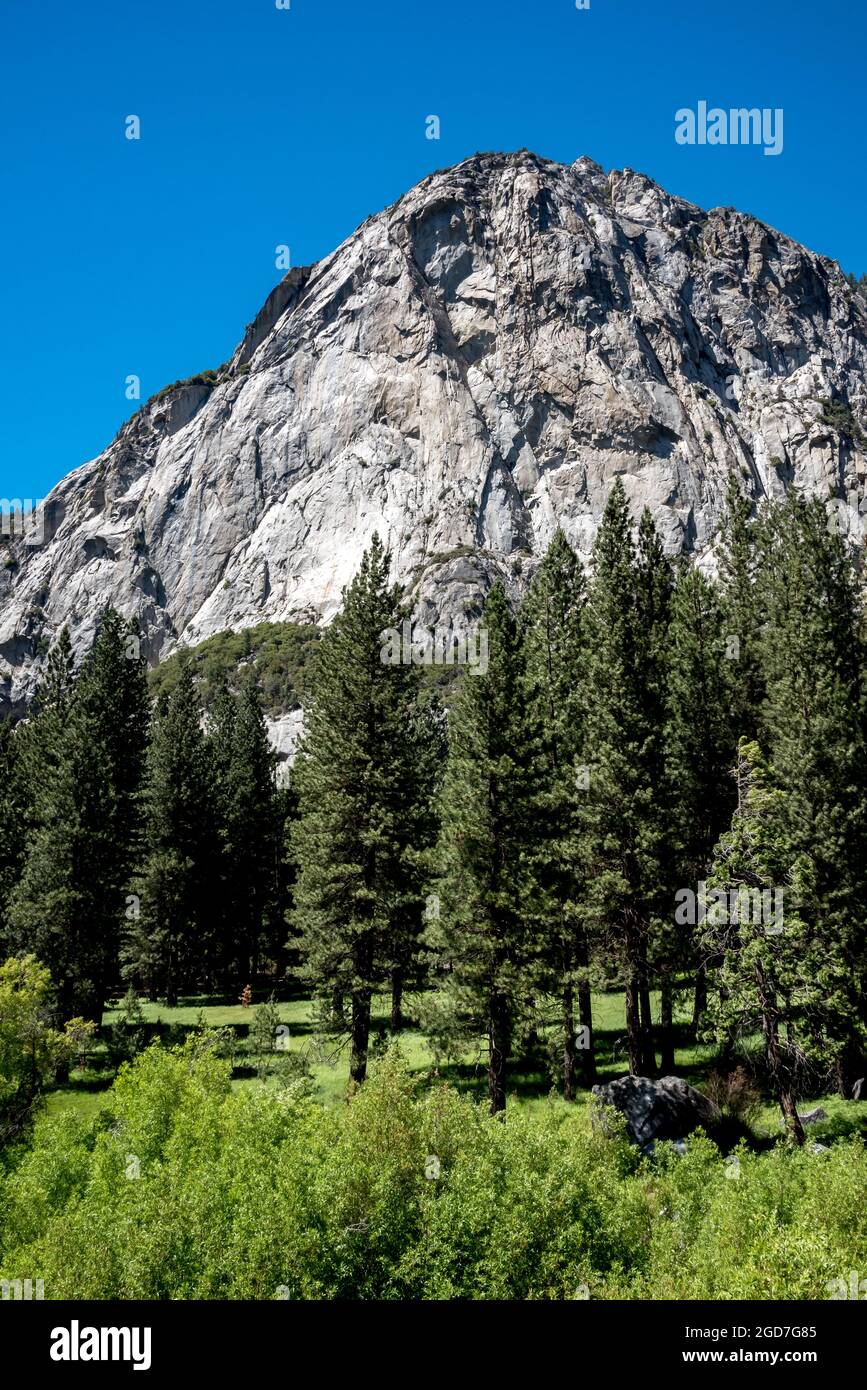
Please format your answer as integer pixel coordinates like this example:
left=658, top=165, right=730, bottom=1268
left=1, top=1046, right=864, bottom=1300
left=705, top=1064, right=763, bottom=1134
left=0, top=957, right=94, bottom=1147
left=819, top=397, right=865, bottom=443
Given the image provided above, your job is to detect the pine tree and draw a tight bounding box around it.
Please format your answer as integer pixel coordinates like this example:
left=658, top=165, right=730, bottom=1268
left=426, top=582, right=531, bottom=1113
left=0, top=719, right=27, bottom=956
left=288, top=536, right=425, bottom=1085
left=664, top=565, right=736, bottom=1064
left=384, top=689, right=445, bottom=1032
left=80, top=610, right=150, bottom=975
left=15, top=627, right=76, bottom=821
left=210, top=677, right=286, bottom=986
left=5, top=629, right=75, bottom=977
left=634, top=507, right=674, bottom=1069
left=581, top=481, right=664, bottom=1076
left=699, top=477, right=763, bottom=1034
left=9, top=614, right=149, bottom=1021
left=9, top=681, right=116, bottom=1021
left=125, top=666, right=219, bottom=1004
left=33, top=626, right=76, bottom=720
left=702, top=742, right=855, bottom=1143
left=519, top=529, right=595, bottom=1097
left=757, top=493, right=867, bottom=1092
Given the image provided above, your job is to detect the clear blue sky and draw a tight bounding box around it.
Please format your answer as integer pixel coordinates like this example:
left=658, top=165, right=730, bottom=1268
left=2, top=0, right=864, bottom=500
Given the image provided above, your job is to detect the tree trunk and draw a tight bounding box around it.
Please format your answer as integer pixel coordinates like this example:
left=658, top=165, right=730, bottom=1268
left=349, top=987, right=372, bottom=1086
left=390, top=969, right=403, bottom=1033
left=835, top=1042, right=865, bottom=1099
left=488, top=992, right=509, bottom=1114
left=691, top=963, right=707, bottom=1035
left=639, top=978, right=656, bottom=1075
left=778, top=1082, right=805, bottom=1146
left=625, top=973, right=642, bottom=1075
left=576, top=932, right=596, bottom=1086
left=659, top=973, right=676, bottom=1074
left=165, top=949, right=178, bottom=1009
left=563, top=980, right=576, bottom=1103
left=330, top=987, right=346, bottom=1031
left=756, top=962, right=804, bottom=1146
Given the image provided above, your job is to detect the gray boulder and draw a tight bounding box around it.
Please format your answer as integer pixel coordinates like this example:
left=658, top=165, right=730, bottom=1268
left=591, top=1075, right=721, bottom=1149
left=799, top=1106, right=827, bottom=1126
left=778, top=1106, right=827, bottom=1128
left=852, top=1078, right=865, bottom=1101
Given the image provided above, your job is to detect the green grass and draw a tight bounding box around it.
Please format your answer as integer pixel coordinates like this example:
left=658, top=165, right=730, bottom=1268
left=44, top=986, right=865, bottom=1143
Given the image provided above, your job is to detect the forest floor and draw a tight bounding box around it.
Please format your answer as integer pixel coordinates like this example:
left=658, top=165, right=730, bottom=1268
left=44, top=989, right=867, bottom=1149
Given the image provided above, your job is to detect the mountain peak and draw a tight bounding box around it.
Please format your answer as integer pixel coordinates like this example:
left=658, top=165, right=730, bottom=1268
left=1, top=152, right=865, bottom=714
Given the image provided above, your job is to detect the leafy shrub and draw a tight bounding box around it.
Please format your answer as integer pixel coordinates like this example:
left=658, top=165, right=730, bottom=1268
left=1, top=1046, right=864, bottom=1300
left=819, top=397, right=865, bottom=443
left=0, top=957, right=94, bottom=1147
left=104, top=988, right=148, bottom=1067
left=705, top=1063, right=763, bottom=1127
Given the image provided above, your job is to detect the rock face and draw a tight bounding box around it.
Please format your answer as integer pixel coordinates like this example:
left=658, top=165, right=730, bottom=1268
left=2, top=148, right=866, bottom=712
left=592, top=1074, right=721, bottom=1148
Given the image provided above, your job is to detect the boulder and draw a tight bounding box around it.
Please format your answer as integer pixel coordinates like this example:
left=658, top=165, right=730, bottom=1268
left=799, top=1106, right=827, bottom=1126
left=778, top=1106, right=827, bottom=1128
left=591, top=1075, right=721, bottom=1149
left=852, top=1078, right=865, bottom=1101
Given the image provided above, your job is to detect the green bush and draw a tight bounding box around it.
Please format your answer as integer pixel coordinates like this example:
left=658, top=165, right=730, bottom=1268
left=819, top=397, right=865, bottom=443
left=1, top=1044, right=864, bottom=1300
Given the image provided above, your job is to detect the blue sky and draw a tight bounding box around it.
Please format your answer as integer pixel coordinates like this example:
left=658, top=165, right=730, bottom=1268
left=2, top=0, right=864, bottom=500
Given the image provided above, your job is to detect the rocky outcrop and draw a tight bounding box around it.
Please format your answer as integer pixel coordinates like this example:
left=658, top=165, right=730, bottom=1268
left=2, top=148, right=866, bottom=712
left=592, top=1074, right=722, bottom=1149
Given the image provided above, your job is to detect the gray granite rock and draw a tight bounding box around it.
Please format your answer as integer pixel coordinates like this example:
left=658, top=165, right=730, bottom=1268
left=592, top=1074, right=721, bottom=1148
left=3, top=149, right=866, bottom=714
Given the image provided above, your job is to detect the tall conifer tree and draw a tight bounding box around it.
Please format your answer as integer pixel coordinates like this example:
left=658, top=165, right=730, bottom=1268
left=0, top=720, right=27, bottom=957
left=717, top=474, right=764, bottom=743
left=288, top=536, right=425, bottom=1084
left=664, top=566, right=735, bottom=1065
left=758, top=494, right=867, bottom=1091
left=211, top=678, right=286, bottom=984
left=427, top=582, right=531, bottom=1113
left=582, top=482, right=664, bottom=1075
left=125, top=666, right=219, bottom=1004
left=703, top=742, right=855, bottom=1143
left=634, top=507, right=674, bottom=1068
left=10, top=613, right=149, bottom=1020
left=519, top=529, right=595, bottom=1096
